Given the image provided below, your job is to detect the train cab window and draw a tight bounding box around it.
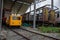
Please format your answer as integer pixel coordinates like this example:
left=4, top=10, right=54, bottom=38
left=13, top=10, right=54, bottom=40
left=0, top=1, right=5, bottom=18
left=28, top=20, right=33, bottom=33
left=12, top=16, right=20, bottom=20
left=17, top=17, right=20, bottom=20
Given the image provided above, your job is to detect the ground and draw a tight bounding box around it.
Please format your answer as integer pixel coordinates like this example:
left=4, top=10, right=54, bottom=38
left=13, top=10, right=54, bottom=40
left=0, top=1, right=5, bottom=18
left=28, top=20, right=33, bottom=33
left=38, top=26, right=60, bottom=33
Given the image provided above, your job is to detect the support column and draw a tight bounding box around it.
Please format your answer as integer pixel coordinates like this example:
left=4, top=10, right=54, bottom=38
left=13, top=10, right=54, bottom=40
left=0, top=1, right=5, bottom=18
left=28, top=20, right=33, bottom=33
left=33, top=0, right=36, bottom=28
left=0, top=0, right=3, bottom=33
left=0, top=0, right=3, bottom=39
left=29, top=4, right=31, bottom=24
left=51, top=0, right=53, bottom=9
left=28, top=13, right=29, bottom=23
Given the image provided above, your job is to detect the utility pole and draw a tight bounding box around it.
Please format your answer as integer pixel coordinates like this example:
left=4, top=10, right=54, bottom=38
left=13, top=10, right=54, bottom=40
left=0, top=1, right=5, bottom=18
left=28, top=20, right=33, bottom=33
left=33, top=0, right=36, bottom=28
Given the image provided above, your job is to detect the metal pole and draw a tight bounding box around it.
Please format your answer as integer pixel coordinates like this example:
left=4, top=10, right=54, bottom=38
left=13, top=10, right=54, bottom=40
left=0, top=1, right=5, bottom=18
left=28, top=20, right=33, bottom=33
left=30, top=4, right=31, bottom=13
left=0, top=0, right=1, bottom=33
left=0, top=0, right=3, bottom=39
left=42, top=8, right=44, bottom=26
left=0, top=0, right=3, bottom=33
left=51, top=0, right=53, bottom=9
left=33, top=0, right=36, bottom=28
left=29, top=4, right=31, bottom=24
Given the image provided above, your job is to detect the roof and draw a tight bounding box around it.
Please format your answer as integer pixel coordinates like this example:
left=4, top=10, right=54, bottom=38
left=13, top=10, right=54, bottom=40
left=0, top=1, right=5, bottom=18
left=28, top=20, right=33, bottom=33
left=4, top=0, right=33, bottom=13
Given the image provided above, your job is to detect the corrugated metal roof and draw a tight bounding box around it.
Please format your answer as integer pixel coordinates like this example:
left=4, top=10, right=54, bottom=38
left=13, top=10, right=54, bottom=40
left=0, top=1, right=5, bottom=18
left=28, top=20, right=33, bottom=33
left=4, top=0, right=33, bottom=12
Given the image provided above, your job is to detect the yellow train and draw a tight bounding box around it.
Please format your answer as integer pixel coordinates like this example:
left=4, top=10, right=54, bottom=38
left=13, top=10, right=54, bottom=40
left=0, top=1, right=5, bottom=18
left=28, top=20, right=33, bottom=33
left=6, top=14, right=22, bottom=27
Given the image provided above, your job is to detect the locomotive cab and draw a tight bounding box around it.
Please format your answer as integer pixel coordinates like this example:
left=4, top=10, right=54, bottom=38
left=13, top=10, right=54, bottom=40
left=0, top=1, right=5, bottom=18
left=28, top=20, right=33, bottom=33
left=6, top=14, right=22, bottom=27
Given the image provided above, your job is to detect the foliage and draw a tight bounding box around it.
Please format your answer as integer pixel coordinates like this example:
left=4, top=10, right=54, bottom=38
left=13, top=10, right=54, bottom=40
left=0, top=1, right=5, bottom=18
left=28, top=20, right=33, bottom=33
left=38, top=26, right=60, bottom=33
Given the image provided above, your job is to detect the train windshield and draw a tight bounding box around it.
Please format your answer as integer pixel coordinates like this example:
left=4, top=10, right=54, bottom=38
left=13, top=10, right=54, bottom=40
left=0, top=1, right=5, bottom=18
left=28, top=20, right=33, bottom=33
left=12, top=16, right=20, bottom=20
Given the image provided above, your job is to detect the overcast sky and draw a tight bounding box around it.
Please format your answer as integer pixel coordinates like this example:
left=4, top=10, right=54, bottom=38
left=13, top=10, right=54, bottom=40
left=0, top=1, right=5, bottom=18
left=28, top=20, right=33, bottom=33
left=26, top=0, right=60, bottom=13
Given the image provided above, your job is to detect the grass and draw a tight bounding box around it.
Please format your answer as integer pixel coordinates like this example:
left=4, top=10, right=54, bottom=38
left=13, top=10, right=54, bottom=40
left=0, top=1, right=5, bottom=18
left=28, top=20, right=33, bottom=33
left=38, top=26, right=60, bottom=33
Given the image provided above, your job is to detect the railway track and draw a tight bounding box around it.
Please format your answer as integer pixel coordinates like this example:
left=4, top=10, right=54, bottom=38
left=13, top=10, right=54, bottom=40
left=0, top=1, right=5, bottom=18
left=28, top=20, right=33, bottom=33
left=2, top=26, right=29, bottom=40
left=8, top=27, right=60, bottom=40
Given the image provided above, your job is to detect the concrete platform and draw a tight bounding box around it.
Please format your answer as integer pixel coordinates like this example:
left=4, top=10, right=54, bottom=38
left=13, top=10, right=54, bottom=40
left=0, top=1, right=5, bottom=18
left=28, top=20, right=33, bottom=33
left=0, top=30, right=7, bottom=40
left=0, top=34, right=6, bottom=40
left=22, top=27, right=60, bottom=40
